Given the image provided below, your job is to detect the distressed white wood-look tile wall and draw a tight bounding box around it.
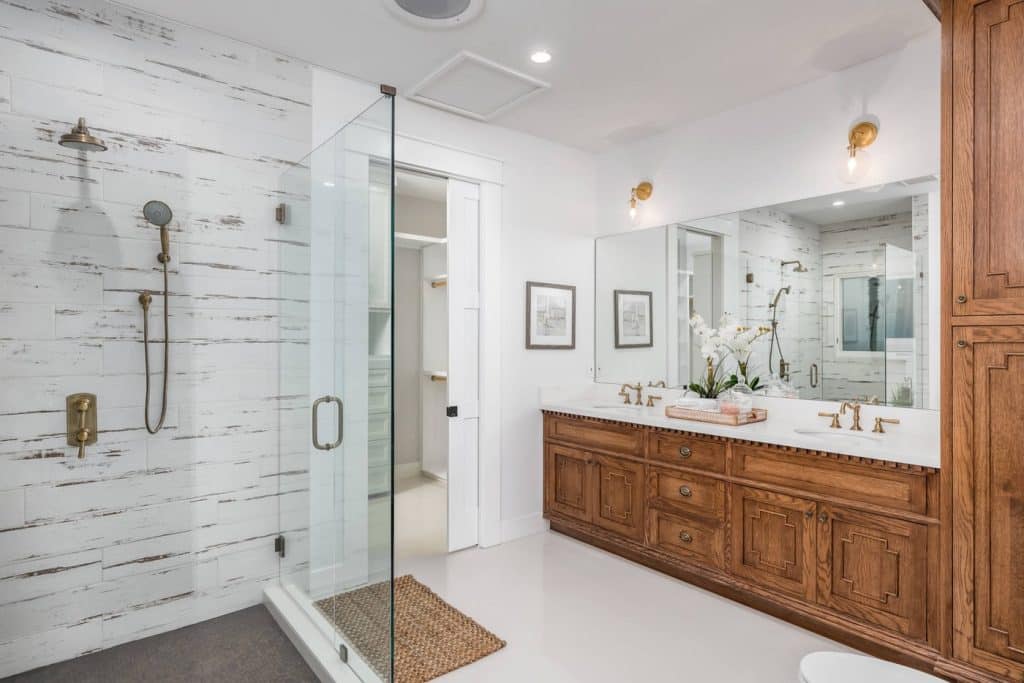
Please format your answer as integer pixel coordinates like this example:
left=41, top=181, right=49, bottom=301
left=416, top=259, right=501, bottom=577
left=0, top=0, right=317, bottom=675
left=737, top=207, right=822, bottom=398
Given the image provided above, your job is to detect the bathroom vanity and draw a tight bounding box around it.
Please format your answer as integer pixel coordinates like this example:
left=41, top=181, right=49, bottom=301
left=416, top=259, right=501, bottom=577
left=541, top=404, right=944, bottom=673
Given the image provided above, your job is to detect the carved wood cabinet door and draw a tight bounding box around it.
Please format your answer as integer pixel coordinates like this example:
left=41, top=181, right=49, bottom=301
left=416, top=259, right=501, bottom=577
left=731, top=486, right=817, bottom=602
left=544, top=443, right=593, bottom=524
left=815, top=504, right=928, bottom=641
left=953, top=327, right=1024, bottom=677
left=591, top=453, right=646, bottom=542
left=951, top=0, right=1024, bottom=316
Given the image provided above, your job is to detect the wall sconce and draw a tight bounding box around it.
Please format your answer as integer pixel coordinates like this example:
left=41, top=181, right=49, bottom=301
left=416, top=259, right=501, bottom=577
left=841, top=120, right=878, bottom=184
left=629, top=181, right=653, bottom=221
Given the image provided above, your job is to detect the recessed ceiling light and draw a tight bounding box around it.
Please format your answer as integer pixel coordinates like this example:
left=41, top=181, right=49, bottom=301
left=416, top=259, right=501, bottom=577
left=530, top=50, right=552, bottom=64
left=832, top=200, right=845, bottom=207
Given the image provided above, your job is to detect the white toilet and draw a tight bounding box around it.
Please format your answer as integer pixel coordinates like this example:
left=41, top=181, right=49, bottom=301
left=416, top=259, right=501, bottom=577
left=799, top=652, right=944, bottom=683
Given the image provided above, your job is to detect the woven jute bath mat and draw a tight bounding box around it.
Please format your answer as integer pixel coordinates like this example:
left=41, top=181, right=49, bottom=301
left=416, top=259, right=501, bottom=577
left=315, top=574, right=506, bottom=682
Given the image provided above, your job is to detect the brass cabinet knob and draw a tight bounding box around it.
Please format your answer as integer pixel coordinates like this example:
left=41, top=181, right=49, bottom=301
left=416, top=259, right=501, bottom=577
left=818, top=512, right=829, bottom=523
left=678, top=446, right=691, bottom=458
left=804, top=510, right=814, bottom=519
left=957, top=340, right=967, bottom=349
left=679, top=531, right=693, bottom=544
left=678, top=486, right=692, bottom=498
left=957, top=294, right=967, bottom=304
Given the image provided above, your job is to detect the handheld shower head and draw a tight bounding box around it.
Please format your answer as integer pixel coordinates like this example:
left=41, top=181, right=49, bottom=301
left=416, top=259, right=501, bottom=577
left=143, top=200, right=172, bottom=227
left=769, top=286, right=791, bottom=309
left=143, top=201, right=172, bottom=264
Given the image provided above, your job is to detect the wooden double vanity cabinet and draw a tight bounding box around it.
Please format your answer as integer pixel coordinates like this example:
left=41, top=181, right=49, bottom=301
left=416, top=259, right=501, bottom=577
left=543, top=411, right=945, bottom=674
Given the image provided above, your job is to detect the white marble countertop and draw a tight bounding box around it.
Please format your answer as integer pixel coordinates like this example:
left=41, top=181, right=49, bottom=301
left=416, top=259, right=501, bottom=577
left=541, top=396, right=940, bottom=469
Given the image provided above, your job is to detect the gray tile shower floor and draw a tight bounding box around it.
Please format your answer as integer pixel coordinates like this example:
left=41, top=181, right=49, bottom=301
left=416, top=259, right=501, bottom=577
left=3, top=606, right=317, bottom=683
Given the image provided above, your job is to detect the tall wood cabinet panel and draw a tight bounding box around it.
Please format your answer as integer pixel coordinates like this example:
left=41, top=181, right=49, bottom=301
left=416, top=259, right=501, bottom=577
left=952, top=327, right=1024, bottom=679
left=951, top=0, right=1024, bottom=316
left=730, top=486, right=817, bottom=602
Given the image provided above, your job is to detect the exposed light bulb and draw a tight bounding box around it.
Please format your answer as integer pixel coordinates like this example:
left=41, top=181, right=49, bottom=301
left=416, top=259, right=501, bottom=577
left=629, top=205, right=638, bottom=220
left=840, top=145, right=870, bottom=184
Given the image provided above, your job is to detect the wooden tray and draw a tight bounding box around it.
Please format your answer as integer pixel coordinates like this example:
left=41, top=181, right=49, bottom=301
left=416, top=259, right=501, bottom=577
left=664, top=406, right=767, bottom=426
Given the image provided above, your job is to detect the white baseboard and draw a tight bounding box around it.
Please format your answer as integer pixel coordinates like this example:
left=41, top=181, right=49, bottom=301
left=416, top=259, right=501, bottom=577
left=395, top=462, right=421, bottom=480
left=501, top=513, right=549, bottom=543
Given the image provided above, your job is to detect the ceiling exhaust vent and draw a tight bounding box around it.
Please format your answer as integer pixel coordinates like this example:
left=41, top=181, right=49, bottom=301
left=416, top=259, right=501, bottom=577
left=384, top=0, right=484, bottom=29
left=408, top=51, right=550, bottom=121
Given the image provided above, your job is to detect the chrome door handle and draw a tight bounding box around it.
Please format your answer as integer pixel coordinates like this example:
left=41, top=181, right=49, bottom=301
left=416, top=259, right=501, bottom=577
left=312, top=395, right=343, bottom=451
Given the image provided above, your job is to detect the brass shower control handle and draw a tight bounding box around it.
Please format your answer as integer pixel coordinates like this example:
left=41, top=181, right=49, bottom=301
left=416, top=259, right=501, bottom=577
left=67, top=393, right=97, bottom=459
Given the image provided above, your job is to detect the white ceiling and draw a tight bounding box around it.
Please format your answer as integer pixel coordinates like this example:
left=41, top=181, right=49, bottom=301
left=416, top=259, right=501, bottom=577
left=121, top=0, right=937, bottom=152
left=773, top=175, right=939, bottom=225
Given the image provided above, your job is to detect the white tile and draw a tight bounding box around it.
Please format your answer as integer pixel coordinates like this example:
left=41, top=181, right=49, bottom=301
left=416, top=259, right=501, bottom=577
left=0, top=618, right=102, bottom=679
left=394, top=532, right=854, bottom=683
left=0, top=265, right=102, bottom=305
left=0, top=488, right=25, bottom=530
left=0, top=303, right=54, bottom=340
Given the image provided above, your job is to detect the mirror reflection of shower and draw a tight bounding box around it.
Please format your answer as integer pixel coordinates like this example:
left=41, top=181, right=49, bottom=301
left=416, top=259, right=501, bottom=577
left=768, top=284, right=791, bottom=380
left=139, top=200, right=173, bottom=434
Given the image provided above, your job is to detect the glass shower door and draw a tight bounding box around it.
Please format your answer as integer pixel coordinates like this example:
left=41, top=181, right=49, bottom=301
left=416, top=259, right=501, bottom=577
left=277, top=95, right=394, bottom=682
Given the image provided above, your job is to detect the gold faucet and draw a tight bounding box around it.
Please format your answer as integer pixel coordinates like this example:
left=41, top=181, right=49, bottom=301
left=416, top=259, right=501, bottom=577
left=648, top=380, right=667, bottom=388
left=618, top=382, right=643, bottom=405
left=840, top=401, right=863, bottom=431
left=872, top=417, right=901, bottom=433
left=646, top=394, right=663, bottom=408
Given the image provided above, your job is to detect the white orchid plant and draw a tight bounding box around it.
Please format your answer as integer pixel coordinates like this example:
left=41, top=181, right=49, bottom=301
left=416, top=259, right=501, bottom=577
left=689, top=313, right=771, bottom=397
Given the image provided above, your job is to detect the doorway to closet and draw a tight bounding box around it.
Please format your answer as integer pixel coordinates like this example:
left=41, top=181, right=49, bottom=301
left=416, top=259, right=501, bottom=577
left=393, top=168, right=481, bottom=564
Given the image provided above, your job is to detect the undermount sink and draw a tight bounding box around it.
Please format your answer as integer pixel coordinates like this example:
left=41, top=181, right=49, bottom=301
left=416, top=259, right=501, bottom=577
left=590, top=403, right=643, bottom=411
left=793, top=428, right=881, bottom=442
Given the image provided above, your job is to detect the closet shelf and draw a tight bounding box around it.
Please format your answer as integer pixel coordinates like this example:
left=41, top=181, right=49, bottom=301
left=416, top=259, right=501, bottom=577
left=395, top=232, right=447, bottom=249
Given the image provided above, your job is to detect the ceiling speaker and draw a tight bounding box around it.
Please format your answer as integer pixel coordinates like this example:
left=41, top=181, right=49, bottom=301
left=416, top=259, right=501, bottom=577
left=384, top=0, right=484, bottom=28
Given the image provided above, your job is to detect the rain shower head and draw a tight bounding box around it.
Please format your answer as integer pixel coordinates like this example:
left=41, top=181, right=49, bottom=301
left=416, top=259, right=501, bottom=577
left=58, top=118, right=107, bottom=152
left=781, top=259, right=808, bottom=273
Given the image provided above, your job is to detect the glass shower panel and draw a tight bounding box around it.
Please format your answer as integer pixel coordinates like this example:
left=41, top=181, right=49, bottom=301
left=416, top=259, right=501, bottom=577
left=884, top=243, right=916, bottom=407
left=277, top=95, right=394, bottom=682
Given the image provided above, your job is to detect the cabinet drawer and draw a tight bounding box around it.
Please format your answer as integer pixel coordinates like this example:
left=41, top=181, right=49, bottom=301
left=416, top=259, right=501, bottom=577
left=647, top=431, right=725, bottom=473
left=647, top=508, right=724, bottom=570
left=732, top=445, right=929, bottom=515
left=544, top=415, right=644, bottom=457
left=648, top=467, right=725, bottom=520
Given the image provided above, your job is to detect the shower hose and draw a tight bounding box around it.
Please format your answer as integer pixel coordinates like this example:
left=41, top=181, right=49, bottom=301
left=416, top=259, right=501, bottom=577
left=140, top=258, right=169, bottom=434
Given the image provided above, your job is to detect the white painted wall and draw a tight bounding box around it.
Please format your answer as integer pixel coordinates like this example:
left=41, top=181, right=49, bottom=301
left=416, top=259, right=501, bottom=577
left=596, top=30, right=940, bottom=235
left=595, top=226, right=668, bottom=385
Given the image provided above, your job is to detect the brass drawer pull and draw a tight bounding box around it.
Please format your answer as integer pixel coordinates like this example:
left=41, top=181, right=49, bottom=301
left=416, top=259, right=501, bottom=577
left=678, top=446, right=692, bottom=458
left=678, top=485, right=692, bottom=497
left=957, top=294, right=967, bottom=304
left=679, top=531, right=693, bottom=543
left=818, top=512, right=829, bottom=523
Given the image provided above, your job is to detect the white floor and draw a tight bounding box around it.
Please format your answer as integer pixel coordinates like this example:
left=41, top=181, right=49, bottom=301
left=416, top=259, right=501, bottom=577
left=396, top=530, right=853, bottom=682
left=394, top=474, right=447, bottom=563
